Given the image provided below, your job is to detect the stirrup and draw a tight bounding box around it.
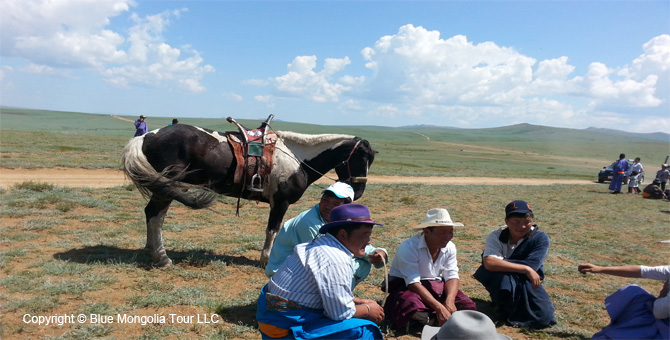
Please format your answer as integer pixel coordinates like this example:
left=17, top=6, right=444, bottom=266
left=247, top=174, right=263, bottom=192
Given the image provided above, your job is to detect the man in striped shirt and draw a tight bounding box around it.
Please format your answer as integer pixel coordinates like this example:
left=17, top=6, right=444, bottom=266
left=256, top=204, right=385, bottom=339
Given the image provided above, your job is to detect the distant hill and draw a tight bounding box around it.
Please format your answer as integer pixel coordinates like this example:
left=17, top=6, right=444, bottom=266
left=586, top=127, right=669, bottom=142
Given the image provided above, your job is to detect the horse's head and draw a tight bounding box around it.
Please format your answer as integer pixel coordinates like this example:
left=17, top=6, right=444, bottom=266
left=334, top=138, right=376, bottom=200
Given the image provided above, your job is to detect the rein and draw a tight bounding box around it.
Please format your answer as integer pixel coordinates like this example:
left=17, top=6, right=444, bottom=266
left=268, top=125, right=368, bottom=186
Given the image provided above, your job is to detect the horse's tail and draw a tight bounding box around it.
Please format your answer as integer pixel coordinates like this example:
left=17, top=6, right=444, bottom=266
left=121, top=136, right=217, bottom=209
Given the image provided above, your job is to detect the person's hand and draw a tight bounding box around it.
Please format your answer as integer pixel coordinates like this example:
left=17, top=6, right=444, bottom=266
left=444, top=300, right=457, bottom=314
left=578, top=263, right=599, bottom=274
left=435, top=305, right=452, bottom=326
left=525, top=266, right=541, bottom=289
left=363, top=301, right=385, bottom=324
left=367, top=250, right=386, bottom=266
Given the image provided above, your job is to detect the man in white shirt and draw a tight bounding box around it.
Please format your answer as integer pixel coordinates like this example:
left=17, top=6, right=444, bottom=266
left=384, top=208, right=476, bottom=331
left=256, top=204, right=385, bottom=339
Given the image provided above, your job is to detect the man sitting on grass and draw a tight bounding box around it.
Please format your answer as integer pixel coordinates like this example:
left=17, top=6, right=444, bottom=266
left=256, top=204, right=385, bottom=339
left=383, top=208, right=477, bottom=331
left=473, top=200, right=557, bottom=329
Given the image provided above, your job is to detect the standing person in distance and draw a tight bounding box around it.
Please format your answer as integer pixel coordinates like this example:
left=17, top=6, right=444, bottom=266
left=655, top=164, right=669, bottom=192
left=134, top=115, right=148, bottom=136
left=609, top=153, right=629, bottom=194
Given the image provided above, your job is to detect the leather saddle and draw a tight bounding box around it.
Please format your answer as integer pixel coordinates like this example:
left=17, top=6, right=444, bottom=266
left=226, top=115, right=277, bottom=192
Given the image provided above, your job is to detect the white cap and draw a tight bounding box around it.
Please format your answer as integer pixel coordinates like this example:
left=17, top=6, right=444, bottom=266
left=322, top=182, right=354, bottom=201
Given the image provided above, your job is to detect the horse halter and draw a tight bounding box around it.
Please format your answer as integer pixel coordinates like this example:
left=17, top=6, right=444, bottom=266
left=338, top=140, right=368, bottom=184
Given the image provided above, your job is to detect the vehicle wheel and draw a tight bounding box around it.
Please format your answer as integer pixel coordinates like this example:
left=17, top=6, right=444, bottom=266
left=598, top=178, right=604, bottom=183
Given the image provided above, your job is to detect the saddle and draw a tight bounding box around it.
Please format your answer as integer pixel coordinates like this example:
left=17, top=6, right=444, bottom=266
left=226, top=115, right=277, bottom=192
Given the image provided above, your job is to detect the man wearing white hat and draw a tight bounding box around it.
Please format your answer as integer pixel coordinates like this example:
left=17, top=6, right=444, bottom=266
left=265, top=182, right=387, bottom=288
left=384, top=208, right=477, bottom=331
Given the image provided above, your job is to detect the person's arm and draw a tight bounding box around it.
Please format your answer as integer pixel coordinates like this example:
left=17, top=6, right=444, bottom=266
left=577, top=263, right=642, bottom=278
left=442, top=278, right=460, bottom=314
left=484, top=256, right=541, bottom=289
left=441, top=243, right=460, bottom=312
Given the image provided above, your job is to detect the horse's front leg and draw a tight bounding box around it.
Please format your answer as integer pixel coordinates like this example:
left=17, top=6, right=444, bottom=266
left=261, top=201, right=290, bottom=266
left=144, top=198, right=173, bottom=268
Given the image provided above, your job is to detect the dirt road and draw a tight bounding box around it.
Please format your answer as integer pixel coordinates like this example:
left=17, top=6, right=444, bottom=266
left=0, top=167, right=595, bottom=188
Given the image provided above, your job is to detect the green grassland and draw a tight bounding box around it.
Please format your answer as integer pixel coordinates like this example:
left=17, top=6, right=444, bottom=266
left=1, top=107, right=668, bottom=178
left=1, top=107, right=669, bottom=340
left=1, top=181, right=669, bottom=340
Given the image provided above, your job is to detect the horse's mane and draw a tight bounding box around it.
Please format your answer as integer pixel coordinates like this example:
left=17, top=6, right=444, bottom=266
left=274, top=131, right=357, bottom=162
left=275, top=131, right=354, bottom=145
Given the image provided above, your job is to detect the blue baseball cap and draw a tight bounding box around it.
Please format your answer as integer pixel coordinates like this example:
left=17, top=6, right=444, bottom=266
left=505, top=200, right=532, bottom=218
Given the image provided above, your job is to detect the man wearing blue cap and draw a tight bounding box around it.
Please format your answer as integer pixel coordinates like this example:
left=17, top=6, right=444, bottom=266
left=473, top=200, right=556, bottom=329
left=257, top=204, right=385, bottom=339
left=265, top=182, right=387, bottom=288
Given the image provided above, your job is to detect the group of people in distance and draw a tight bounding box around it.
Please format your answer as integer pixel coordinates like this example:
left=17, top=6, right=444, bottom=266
left=609, top=154, right=670, bottom=199
left=133, top=115, right=179, bottom=137
left=256, top=181, right=669, bottom=339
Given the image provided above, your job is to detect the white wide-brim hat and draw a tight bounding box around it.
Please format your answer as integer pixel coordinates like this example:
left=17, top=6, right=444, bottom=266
left=412, top=208, right=464, bottom=230
left=421, top=310, right=511, bottom=340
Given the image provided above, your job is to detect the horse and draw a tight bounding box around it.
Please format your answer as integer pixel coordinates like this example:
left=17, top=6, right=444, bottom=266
left=121, top=123, right=376, bottom=267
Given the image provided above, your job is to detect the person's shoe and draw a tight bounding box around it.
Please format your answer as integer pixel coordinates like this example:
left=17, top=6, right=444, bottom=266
left=411, top=311, right=433, bottom=325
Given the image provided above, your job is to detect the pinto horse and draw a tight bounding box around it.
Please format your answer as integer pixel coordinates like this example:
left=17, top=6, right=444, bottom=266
left=121, top=123, right=375, bottom=267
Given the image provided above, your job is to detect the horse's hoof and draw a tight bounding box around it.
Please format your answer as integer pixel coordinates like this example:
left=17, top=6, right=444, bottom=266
left=153, top=258, right=173, bottom=268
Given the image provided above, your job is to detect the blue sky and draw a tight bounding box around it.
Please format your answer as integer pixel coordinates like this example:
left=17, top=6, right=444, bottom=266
left=1, top=1, right=669, bottom=133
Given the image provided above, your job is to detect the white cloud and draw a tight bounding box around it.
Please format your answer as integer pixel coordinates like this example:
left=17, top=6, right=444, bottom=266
left=353, top=25, right=669, bottom=130
left=0, top=0, right=213, bottom=92
left=225, top=93, right=244, bottom=102
left=0, top=66, right=14, bottom=88
left=256, top=25, right=668, bottom=131
left=270, top=55, right=353, bottom=102
left=22, top=64, right=74, bottom=78
left=254, top=95, right=273, bottom=103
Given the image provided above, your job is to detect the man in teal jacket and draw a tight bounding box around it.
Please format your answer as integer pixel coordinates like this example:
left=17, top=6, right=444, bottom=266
left=265, top=182, right=387, bottom=288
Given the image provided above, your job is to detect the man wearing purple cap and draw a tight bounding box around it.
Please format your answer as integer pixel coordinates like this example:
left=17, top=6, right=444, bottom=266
left=257, top=204, right=385, bottom=339
left=473, top=200, right=556, bottom=329
left=265, top=182, right=387, bottom=288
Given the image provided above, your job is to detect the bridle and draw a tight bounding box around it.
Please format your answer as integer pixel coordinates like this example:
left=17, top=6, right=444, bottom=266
left=337, top=139, right=368, bottom=184
left=271, top=131, right=370, bottom=186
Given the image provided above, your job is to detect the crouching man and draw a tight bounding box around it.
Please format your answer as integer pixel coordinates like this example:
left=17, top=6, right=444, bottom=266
left=256, top=204, right=385, bottom=339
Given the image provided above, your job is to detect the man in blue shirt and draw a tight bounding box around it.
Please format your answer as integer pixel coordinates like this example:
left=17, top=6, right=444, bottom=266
left=609, top=153, right=629, bottom=194
left=257, top=204, right=385, bottom=339
left=265, top=182, right=387, bottom=288
left=134, top=115, right=148, bottom=136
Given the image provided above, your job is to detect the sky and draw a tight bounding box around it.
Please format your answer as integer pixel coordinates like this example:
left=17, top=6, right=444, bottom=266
left=1, top=1, right=669, bottom=133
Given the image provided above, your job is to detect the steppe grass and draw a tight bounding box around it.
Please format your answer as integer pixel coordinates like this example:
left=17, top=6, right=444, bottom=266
left=1, top=181, right=668, bottom=340
left=2, top=108, right=669, bottom=178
